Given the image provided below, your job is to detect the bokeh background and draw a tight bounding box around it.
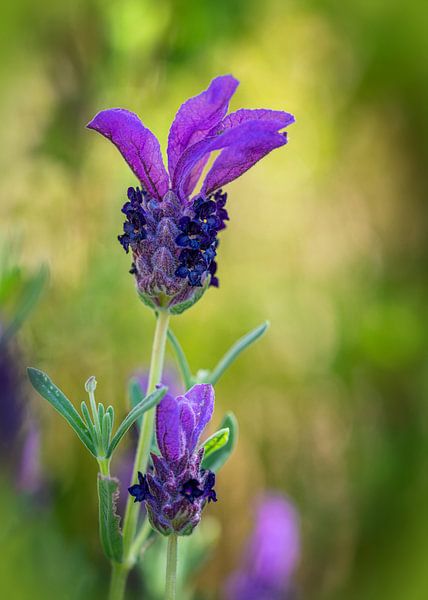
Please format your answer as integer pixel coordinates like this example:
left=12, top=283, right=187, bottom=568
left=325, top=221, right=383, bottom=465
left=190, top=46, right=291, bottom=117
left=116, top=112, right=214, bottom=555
left=1, top=0, right=428, bottom=598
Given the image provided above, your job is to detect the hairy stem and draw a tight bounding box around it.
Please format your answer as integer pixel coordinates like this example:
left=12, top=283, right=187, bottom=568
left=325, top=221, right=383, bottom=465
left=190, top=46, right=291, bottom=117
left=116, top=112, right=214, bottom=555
left=165, top=534, right=178, bottom=600
left=108, top=309, right=170, bottom=599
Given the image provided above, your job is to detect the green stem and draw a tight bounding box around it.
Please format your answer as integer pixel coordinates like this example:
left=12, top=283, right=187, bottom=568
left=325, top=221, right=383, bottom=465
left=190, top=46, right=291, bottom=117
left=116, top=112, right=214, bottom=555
left=109, top=309, right=170, bottom=599
left=109, top=563, right=127, bottom=600
left=165, top=534, right=178, bottom=600
left=98, top=458, right=110, bottom=477
left=129, top=517, right=152, bottom=560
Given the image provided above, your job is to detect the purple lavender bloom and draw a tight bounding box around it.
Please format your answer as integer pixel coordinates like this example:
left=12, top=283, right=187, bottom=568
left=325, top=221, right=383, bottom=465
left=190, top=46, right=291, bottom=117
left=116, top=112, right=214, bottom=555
left=87, top=76, right=294, bottom=310
left=0, top=338, right=24, bottom=454
left=0, top=331, right=44, bottom=496
left=225, top=495, right=300, bottom=600
left=128, top=384, right=217, bottom=536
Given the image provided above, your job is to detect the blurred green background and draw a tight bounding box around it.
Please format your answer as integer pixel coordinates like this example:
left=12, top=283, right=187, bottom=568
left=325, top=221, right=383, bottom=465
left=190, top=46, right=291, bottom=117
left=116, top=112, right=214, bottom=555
left=1, top=0, right=428, bottom=598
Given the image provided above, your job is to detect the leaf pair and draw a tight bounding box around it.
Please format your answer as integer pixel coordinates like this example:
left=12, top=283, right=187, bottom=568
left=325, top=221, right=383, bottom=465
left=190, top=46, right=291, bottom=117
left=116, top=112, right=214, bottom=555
left=167, top=321, right=269, bottom=389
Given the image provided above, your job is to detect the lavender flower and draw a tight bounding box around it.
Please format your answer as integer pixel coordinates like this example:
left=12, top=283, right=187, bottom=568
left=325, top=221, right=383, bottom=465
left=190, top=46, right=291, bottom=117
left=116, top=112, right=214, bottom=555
left=128, top=384, right=217, bottom=536
left=225, top=495, right=300, bottom=600
left=87, top=76, right=294, bottom=310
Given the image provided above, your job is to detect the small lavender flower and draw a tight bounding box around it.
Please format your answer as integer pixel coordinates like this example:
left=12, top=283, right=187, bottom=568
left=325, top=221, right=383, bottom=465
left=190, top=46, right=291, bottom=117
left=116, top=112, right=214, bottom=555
left=128, top=384, right=217, bottom=536
left=225, top=495, right=300, bottom=600
left=87, top=76, right=294, bottom=310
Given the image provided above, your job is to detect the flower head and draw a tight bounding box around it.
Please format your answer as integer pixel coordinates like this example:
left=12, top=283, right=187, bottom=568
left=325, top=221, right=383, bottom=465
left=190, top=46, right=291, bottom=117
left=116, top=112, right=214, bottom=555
left=225, top=495, right=300, bottom=600
left=128, top=384, right=217, bottom=536
left=87, top=76, right=294, bottom=311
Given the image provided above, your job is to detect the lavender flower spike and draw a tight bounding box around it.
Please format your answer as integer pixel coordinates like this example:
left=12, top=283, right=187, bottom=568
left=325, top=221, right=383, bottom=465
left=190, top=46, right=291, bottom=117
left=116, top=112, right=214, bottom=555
left=87, top=76, right=294, bottom=311
left=225, top=495, right=300, bottom=600
left=128, top=384, right=217, bottom=536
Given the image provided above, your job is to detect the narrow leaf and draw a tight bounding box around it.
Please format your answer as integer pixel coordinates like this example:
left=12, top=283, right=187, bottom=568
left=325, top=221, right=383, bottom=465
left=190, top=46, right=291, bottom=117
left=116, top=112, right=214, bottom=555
left=97, top=475, right=123, bottom=562
left=107, top=386, right=167, bottom=458
left=167, top=329, right=193, bottom=389
left=102, top=413, right=112, bottom=454
left=209, top=321, right=269, bottom=385
left=98, top=402, right=105, bottom=424
left=106, top=405, right=115, bottom=427
left=202, top=412, right=238, bottom=472
left=80, top=401, right=97, bottom=450
left=28, top=368, right=96, bottom=456
left=128, top=377, right=145, bottom=430
left=200, top=428, right=230, bottom=460
left=80, top=401, right=94, bottom=431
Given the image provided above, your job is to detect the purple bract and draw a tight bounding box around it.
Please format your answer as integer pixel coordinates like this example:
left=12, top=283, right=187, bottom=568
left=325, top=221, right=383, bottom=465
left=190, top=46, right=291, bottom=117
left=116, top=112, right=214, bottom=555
left=87, top=76, right=294, bottom=310
left=128, top=384, right=217, bottom=536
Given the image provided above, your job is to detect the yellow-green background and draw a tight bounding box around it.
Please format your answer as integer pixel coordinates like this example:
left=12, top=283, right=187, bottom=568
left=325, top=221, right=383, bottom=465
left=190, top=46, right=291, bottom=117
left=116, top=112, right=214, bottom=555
left=1, top=0, right=428, bottom=598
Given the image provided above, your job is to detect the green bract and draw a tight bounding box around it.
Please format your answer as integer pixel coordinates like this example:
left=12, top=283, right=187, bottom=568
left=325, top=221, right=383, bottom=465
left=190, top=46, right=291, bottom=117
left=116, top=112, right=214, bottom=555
left=202, top=412, right=238, bottom=472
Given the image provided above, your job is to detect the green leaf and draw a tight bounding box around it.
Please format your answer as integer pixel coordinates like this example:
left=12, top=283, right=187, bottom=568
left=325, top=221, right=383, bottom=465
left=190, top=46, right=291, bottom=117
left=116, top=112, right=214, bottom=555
left=200, top=428, right=230, bottom=460
left=106, top=405, right=115, bottom=427
left=107, top=386, right=167, bottom=458
left=80, top=401, right=94, bottom=431
left=202, top=412, right=238, bottom=472
left=208, top=321, right=269, bottom=385
left=97, top=475, right=123, bottom=562
left=128, top=377, right=145, bottom=430
left=167, top=329, right=193, bottom=389
left=101, top=413, right=112, bottom=454
left=28, top=368, right=97, bottom=456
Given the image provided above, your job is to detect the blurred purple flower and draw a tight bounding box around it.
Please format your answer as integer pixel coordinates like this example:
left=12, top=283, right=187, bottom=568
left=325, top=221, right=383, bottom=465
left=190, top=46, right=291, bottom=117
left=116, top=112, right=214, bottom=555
left=87, top=76, right=294, bottom=308
left=0, top=334, right=43, bottom=495
left=128, top=384, right=217, bottom=536
left=225, top=495, right=300, bottom=600
left=0, top=339, right=24, bottom=452
left=17, top=423, right=43, bottom=494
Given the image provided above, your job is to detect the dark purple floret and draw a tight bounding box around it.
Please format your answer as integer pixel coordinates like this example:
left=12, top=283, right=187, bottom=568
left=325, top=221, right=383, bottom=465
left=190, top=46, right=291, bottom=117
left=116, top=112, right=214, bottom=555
left=128, top=471, right=151, bottom=503
left=118, top=187, right=148, bottom=253
left=203, top=470, right=218, bottom=503
left=174, top=190, right=228, bottom=288
left=181, top=478, right=205, bottom=503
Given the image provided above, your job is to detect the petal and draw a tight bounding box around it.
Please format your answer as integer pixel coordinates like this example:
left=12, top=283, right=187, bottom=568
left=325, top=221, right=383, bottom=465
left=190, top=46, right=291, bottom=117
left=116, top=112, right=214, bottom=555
left=156, top=393, right=181, bottom=461
left=179, top=401, right=196, bottom=450
left=179, top=384, right=214, bottom=452
left=173, top=121, right=287, bottom=201
left=214, top=108, right=295, bottom=133
left=180, top=154, right=211, bottom=200
left=201, top=126, right=288, bottom=195
left=87, top=108, right=169, bottom=200
left=167, top=75, right=239, bottom=184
